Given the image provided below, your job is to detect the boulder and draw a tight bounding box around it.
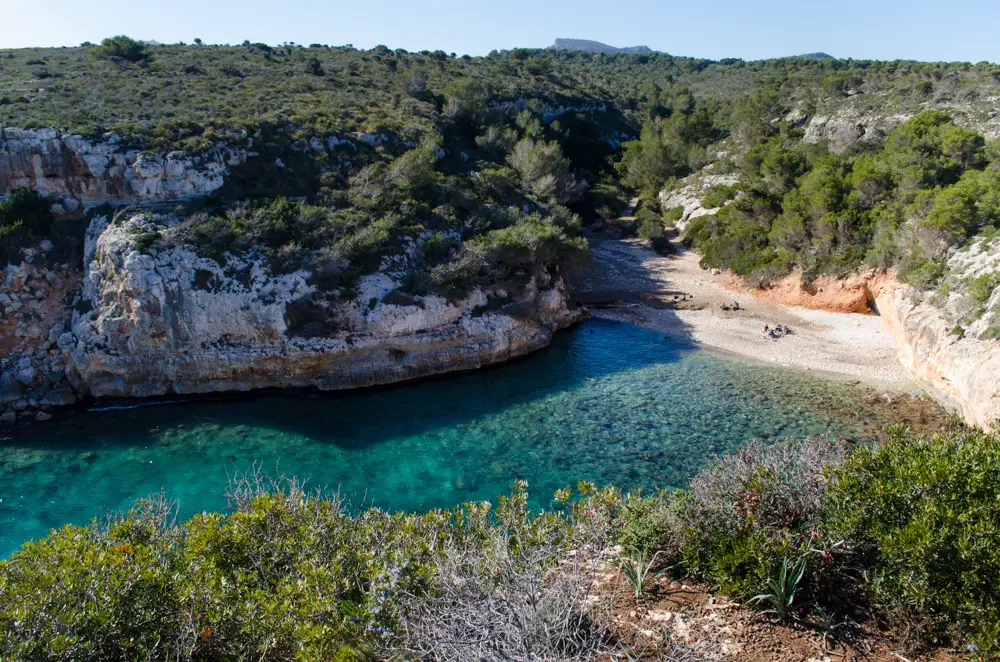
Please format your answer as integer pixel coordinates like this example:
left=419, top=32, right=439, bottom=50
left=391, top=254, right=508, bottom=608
left=0, top=373, right=22, bottom=404
left=57, top=332, right=76, bottom=351
left=15, top=366, right=36, bottom=385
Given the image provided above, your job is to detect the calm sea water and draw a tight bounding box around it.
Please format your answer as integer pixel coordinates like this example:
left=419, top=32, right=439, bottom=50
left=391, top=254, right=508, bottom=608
left=0, top=319, right=897, bottom=557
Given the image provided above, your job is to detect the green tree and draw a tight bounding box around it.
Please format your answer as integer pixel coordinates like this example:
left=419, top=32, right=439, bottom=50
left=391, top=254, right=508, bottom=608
left=94, top=35, right=151, bottom=63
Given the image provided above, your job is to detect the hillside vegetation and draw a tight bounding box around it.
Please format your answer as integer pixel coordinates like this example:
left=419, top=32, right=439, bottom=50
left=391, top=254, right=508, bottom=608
left=3, top=38, right=1000, bottom=301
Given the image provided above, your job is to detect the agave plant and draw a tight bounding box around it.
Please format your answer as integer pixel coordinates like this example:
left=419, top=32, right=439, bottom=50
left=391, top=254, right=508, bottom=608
left=750, top=554, right=811, bottom=622
left=619, top=548, right=668, bottom=600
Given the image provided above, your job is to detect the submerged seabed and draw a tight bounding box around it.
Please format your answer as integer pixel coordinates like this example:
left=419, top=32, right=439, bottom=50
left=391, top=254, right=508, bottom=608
left=0, top=319, right=940, bottom=556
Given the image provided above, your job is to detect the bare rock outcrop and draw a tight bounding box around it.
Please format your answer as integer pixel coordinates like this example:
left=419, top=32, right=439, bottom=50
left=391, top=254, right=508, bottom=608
left=65, top=215, right=582, bottom=399
left=659, top=173, right=739, bottom=231
left=0, top=128, right=247, bottom=212
left=876, top=282, right=1000, bottom=430
left=803, top=111, right=910, bottom=153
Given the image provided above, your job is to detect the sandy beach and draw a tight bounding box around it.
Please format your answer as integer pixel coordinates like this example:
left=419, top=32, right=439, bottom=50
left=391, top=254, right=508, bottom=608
left=571, top=237, right=916, bottom=390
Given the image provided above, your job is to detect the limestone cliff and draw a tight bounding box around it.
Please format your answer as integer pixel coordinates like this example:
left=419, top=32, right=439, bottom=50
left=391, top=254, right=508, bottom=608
left=64, top=214, right=582, bottom=399
left=876, top=282, right=1000, bottom=430
left=0, top=128, right=247, bottom=212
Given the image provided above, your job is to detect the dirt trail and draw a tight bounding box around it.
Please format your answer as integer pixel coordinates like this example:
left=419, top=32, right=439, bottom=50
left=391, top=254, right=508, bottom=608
left=571, top=237, right=916, bottom=390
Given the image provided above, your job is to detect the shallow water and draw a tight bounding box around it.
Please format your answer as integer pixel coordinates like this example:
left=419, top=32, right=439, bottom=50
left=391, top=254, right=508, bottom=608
left=0, top=319, right=927, bottom=557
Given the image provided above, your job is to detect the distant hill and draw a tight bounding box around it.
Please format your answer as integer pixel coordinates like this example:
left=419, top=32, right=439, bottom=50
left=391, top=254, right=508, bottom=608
left=553, top=39, right=655, bottom=55
left=792, top=52, right=836, bottom=60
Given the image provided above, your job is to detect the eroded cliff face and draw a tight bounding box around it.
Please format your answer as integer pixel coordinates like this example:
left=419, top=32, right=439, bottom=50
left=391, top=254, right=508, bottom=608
left=876, top=282, right=1000, bottom=430
left=0, top=128, right=246, bottom=211
left=64, top=215, right=582, bottom=399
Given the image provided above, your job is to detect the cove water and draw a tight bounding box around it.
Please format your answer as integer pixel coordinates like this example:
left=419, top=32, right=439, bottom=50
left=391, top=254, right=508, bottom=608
left=0, top=320, right=895, bottom=557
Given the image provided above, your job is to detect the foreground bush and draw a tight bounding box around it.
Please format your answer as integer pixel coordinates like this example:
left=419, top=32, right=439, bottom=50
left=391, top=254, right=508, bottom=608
left=612, top=427, right=1000, bottom=654
left=829, top=425, right=1000, bottom=651
left=0, top=478, right=624, bottom=661
left=680, top=437, right=849, bottom=602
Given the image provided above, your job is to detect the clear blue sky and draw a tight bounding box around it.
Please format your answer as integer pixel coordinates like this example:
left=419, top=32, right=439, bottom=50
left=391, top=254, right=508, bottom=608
left=2, top=0, right=998, bottom=63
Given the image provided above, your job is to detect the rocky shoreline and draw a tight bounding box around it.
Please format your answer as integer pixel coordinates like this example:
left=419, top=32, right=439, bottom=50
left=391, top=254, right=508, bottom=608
left=0, top=210, right=583, bottom=426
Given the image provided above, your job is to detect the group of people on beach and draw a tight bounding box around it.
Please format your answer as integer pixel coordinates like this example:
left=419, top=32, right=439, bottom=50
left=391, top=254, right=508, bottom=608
left=763, top=324, right=792, bottom=340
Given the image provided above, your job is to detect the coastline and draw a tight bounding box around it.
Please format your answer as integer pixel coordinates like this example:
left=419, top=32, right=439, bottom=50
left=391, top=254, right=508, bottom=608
left=572, top=237, right=931, bottom=395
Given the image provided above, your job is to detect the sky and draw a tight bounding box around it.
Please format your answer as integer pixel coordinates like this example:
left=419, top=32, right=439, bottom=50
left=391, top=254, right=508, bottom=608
left=1, top=0, right=998, bottom=63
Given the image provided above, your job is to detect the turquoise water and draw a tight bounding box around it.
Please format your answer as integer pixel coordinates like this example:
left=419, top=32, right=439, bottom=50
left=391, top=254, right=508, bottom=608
left=0, top=320, right=894, bottom=557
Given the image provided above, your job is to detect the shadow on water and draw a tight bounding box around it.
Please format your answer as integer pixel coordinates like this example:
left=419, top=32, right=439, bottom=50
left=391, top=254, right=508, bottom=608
left=0, top=319, right=713, bottom=554
left=15, top=317, right=698, bottom=450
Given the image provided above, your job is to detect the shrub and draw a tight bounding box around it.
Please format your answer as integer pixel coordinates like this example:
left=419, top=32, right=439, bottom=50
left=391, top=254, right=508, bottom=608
left=94, top=35, right=151, bottom=63
left=617, top=493, right=685, bottom=561
left=681, top=438, right=849, bottom=601
left=828, top=426, right=1000, bottom=653
left=700, top=184, right=737, bottom=209
left=663, top=205, right=685, bottom=223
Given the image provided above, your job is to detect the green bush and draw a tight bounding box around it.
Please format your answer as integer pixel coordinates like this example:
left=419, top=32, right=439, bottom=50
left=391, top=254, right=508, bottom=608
left=680, top=438, right=848, bottom=602
left=828, top=426, right=1000, bottom=652
left=700, top=184, right=737, bottom=209
left=94, top=35, right=151, bottom=63
left=663, top=205, right=685, bottom=223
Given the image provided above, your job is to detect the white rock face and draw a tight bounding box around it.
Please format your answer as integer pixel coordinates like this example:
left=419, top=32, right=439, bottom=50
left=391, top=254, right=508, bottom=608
left=67, top=215, right=582, bottom=399
left=0, top=128, right=247, bottom=210
left=877, top=281, right=1000, bottom=430
left=933, top=237, right=1000, bottom=340
left=659, top=173, right=739, bottom=232
left=802, top=111, right=911, bottom=153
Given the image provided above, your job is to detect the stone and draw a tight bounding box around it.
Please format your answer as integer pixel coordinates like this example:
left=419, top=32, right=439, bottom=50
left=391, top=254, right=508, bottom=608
left=11, top=399, right=29, bottom=411
left=35, top=411, right=52, bottom=422
left=658, top=173, right=740, bottom=232
left=40, top=389, right=76, bottom=407
left=38, top=239, right=54, bottom=252
left=15, top=367, right=36, bottom=385
left=0, top=128, right=247, bottom=208
left=0, top=373, right=22, bottom=404
left=57, top=332, right=76, bottom=350
left=0, top=410, right=16, bottom=425
left=877, top=265, right=1000, bottom=429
